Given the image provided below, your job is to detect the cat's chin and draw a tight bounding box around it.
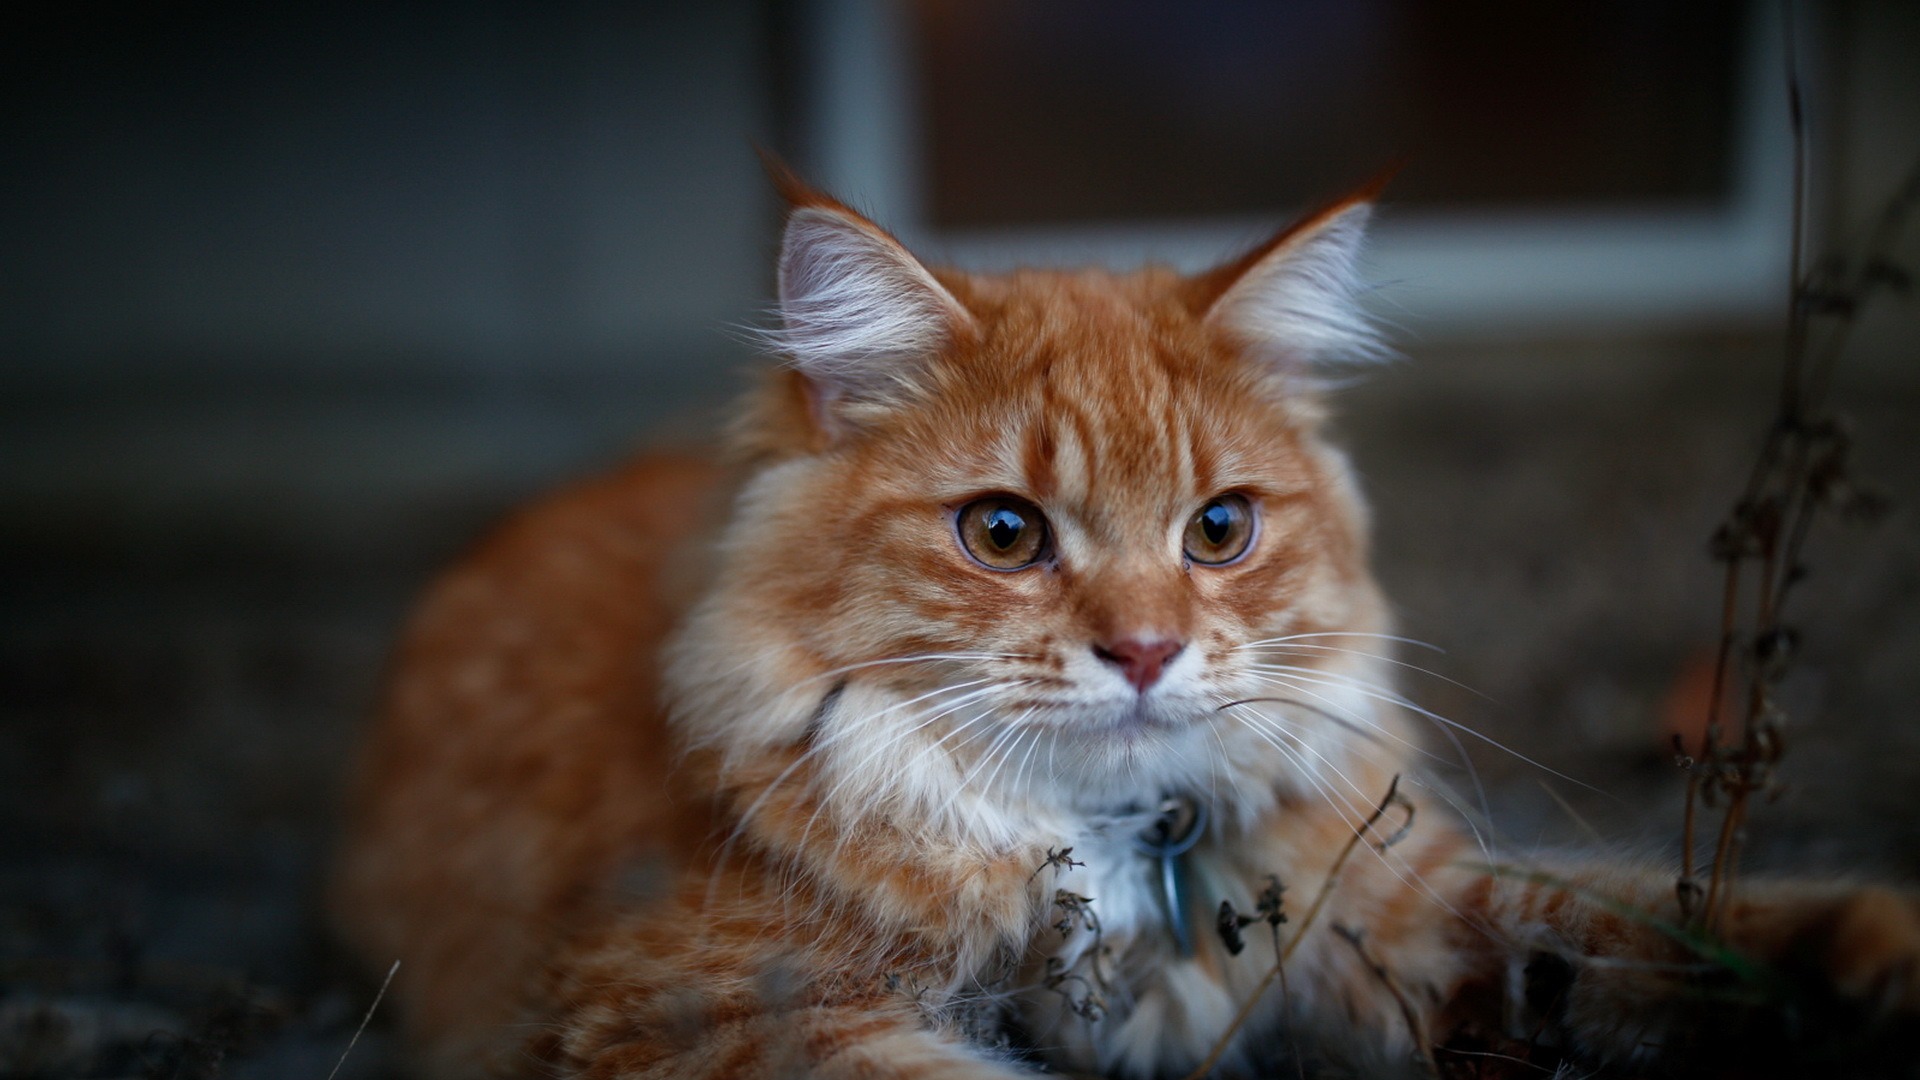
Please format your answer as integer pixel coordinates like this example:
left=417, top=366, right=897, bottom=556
left=1088, top=694, right=1232, bottom=746
left=1031, top=702, right=1201, bottom=771
left=1101, top=697, right=1179, bottom=737
left=1029, top=702, right=1237, bottom=806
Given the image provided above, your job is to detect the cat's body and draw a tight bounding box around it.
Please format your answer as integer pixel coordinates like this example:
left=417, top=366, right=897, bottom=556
left=333, top=176, right=1920, bottom=1078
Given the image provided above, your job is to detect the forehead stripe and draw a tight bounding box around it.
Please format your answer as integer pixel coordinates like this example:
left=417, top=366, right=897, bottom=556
left=1021, top=415, right=1058, bottom=501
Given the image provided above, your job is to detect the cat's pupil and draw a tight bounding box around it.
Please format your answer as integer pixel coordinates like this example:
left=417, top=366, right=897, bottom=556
left=1200, top=502, right=1232, bottom=545
left=985, top=507, right=1024, bottom=550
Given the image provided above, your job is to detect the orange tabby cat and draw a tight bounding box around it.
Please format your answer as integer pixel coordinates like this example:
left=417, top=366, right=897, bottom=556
left=332, top=170, right=1920, bottom=1078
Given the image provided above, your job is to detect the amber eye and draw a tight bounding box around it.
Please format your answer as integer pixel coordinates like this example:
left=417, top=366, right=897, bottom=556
left=956, top=496, right=1049, bottom=570
left=1184, top=494, right=1257, bottom=565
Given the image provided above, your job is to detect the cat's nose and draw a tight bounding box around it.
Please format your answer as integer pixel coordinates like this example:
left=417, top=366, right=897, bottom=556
left=1092, top=637, right=1185, bottom=693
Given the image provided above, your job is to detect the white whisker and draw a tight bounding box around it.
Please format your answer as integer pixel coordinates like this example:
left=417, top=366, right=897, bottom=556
left=1226, top=705, right=1480, bottom=930
left=1245, top=641, right=1492, bottom=701
left=1406, top=772, right=1497, bottom=872
left=1245, top=665, right=1499, bottom=852
left=1010, top=724, right=1047, bottom=800
left=933, top=709, right=1035, bottom=830
left=1247, top=664, right=1606, bottom=798
left=799, top=651, right=1039, bottom=687
left=1237, top=670, right=1449, bottom=766
left=1235, top=630, right=1445, bottom=654
left=817, top=680, right=1001, bottom=768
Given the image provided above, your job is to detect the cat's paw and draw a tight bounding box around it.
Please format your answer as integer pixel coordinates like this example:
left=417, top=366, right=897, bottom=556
left=1814, top=886, right=1920, bottom=1017
left=1691, top=884, right=1920, bottom=1075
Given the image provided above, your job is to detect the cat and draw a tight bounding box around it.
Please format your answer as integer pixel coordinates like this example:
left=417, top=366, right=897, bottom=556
left=330, top=165, right=1920, bottom=1079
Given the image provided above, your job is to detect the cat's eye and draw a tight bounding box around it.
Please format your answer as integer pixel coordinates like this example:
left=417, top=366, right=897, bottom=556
left=956, top=496, right=1049, bottom=570
left=1184, top=494, right=1257, bottom=566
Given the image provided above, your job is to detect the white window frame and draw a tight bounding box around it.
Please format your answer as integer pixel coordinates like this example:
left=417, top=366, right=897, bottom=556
left=795, top=0, right=1795, bottom=340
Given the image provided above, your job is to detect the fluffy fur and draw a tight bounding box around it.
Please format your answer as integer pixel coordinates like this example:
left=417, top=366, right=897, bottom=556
left=332, top=177, right=1920, bottom=1079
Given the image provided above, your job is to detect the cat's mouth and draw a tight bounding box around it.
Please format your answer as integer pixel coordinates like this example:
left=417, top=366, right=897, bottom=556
left=1090, top=696, right=1190, bottom=739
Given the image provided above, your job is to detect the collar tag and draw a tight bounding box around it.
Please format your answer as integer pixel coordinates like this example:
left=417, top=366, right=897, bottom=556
left=1131, top=795, right=1208, bottom=956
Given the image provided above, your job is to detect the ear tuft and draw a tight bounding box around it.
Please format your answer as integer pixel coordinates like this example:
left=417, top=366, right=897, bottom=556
left=1195, top=194, right=1388, bottom=369
left=774, top=207, right=969, bottom=390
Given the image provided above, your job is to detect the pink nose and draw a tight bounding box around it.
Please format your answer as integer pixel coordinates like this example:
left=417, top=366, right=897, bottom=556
left=1092, top=638, right=1185, bottom=693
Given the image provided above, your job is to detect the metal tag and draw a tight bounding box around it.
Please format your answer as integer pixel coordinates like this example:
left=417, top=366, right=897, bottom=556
left=1131, top=795, right=1208, bottom=956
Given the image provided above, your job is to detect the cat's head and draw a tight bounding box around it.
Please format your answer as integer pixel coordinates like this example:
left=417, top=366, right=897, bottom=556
left=669, top=171, right=1402, bottom=838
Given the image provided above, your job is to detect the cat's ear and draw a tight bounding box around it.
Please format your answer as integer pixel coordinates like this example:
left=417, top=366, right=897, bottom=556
left=763, top=160, right=975, bottom=434
left=1189, top=178, right=1390, bottom=369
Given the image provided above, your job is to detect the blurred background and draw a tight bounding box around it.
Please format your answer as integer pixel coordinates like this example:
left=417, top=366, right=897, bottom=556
left=3, top=1, right=1917, bottom=1075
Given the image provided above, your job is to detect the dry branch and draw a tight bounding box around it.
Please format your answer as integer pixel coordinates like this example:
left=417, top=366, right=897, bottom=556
left=1181, top=775, right=1412, bottom=1080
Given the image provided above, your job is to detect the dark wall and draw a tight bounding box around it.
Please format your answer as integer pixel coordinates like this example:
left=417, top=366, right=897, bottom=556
left=3, top=3, right=774, bottom=390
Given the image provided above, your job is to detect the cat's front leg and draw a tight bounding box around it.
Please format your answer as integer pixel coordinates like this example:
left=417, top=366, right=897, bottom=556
left=1787, top=884, right=1920, bottom=1014
left=536, top=909, right=1040, bottom=1080
left=548, top=999, right=1034, bottom=1080
left=541, top=966, right=1042, bottom=1080
left=1437, top=860, right=1920, bottom=1072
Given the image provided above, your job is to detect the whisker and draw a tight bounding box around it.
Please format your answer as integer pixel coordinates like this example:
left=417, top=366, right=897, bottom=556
left=793, top=676, right=1028, bottom=852
left=978, top=726, right=1033, bottom=803
left=810, top=683, right=1010, bottom=811
left=1234, top=631, right=1445, bottom=654
left=944, top=719, right=1022, bottom=803
left=1535, top=778, right=1606, bottom=847
left=933, top=709, right=1034, bottom=830
left=1244, top=641, right=1493, bottom=702
left=701, top=745, right=818, bottom=919
left=1228, top=707, right=1382, bottom=837
left=1225, top=706, right=1480, bottom=930
left=815, top=678, right=1002, bottom=759
left=1202, top=714, right=1245, bottom=809
left=1010, top=724, right=1048, bottom=800
left=1245, top=665, right=1499, bottom=839
left=1404, top=773, right=1497, bottom=876
left=1217, top=694, right=1408, bottom=780
left=1215, top=692, right=1394, bottom=752
left=1246, top=665, right=1609, bottom=800
left=936, top=707, right=1002, bottom=754
left=800, top=652, right=1039, bottom=687
left=1233, top=673, right=1450, bottom=766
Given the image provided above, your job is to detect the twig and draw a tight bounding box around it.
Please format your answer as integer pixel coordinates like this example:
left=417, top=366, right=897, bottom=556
left=1045, top=891, right=1110, bottom=1021
left=1289, top=775, right=1412, bottom=952
left=1276, top=949, right=1305, bottom=1080
left=1702, top=796, right=1749, bottom=935
left=1029, top=846, right=1084, bottom=884
left=325, top=959, right=399, bottom=1080
left=1333, top=922, right=1439, bottom=1078
left=1180, top=775, right=1409, bottom=1080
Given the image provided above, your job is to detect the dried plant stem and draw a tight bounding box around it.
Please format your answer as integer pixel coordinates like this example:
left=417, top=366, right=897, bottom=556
left=1286, top=775, right=1409, bottom=964
left=1678, top=561, right=1745, bottom=920
left=1333, top=922, right=1439, bottom=1078
left=1701, top=795, right=1749, bottom=934
left=1674, top=2, right=1919, bottom=933
left=1277, top=952, right=1306, bottom=1080
left=1180, top=775, right=1408, bottom=1080
left=1677, top=763, right=1701, bottom=916
left=1782, top=7, right=1808, bottom=418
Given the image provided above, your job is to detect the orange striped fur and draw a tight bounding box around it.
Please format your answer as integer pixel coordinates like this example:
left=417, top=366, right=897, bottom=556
left=332, top=177, right=1920, bottom=1078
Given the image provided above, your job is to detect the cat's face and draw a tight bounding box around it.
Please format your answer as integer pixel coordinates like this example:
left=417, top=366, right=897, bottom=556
left=674, top=182, right=1396, bottom=827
